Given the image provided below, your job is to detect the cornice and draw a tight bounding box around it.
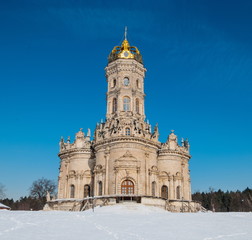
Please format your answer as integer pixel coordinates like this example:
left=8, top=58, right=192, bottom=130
left=58, top=147, right=91, bottom=158
left=158, top=149, right=191, bottom=159
left=105, top=60, right=146, bottom=78
left=93, top=136, right=161, bottom=151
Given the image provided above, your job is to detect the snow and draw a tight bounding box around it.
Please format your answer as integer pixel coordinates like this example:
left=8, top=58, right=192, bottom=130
left=0, top=203, right=10, bottom=209
left=0, top=203, right=251, bottom=240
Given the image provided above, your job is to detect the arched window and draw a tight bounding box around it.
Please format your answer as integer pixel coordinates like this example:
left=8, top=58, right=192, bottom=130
left=112, top=98, right=117, bottom=113
left=125, top=128, right=131, bottom=136
left=121, top=180, right=134, bottom=194
left=98, top=181, right=102, bottom=196
left=123, top=77, right=130, bottom=86
left=123, top=97, right=130, bottom=111
left=84, top=184, right=90, bottom=198
left=161, top=185, right=168, bottom=199
left=136, top=79, right=139, bottom=88
left=152, top=181, right=156, bottom=197
left=113, top=79, right=116, bottom=87
left=176, top=186, right=181, bottom=199
left=70, top=184, right=75, bottom=198
left=136, top=98, right=140, bottom=114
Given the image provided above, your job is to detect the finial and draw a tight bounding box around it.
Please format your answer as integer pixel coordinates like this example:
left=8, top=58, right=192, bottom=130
left=171, top=129, right=174, bottom=133
left=80, top=128, right=83, bottom=132
left=87, top=128, right=91, bottom=137
left=124, top=26, right=127, bottom=40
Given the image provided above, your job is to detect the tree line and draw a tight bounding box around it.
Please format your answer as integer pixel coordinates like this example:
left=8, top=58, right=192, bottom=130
left=192, top=187, right=252, bottom=212
left=0, top=178, right=56, bottom=210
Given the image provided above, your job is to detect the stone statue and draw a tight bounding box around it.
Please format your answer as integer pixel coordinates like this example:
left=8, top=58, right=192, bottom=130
left=184, top=138, right=190, bottom=151
left=181, top=138, right=184, bottom=147
left=59, top=137, right=65, bottom=150
left=152, top=123, right=159, bottom=139
left=87, top=128, right=91, bottom=137
left=46, top=191, right=51, bottom=202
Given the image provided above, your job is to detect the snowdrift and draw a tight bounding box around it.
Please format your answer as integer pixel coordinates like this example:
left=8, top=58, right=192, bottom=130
left=0, top=203, right=251, bottom=240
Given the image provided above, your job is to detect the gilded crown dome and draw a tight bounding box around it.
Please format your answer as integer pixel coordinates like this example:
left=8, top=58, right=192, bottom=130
left=108, top=29, right=143, bottom=64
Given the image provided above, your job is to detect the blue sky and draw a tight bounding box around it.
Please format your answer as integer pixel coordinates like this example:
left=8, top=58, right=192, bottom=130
left=0, top=0, right=251, bottom=200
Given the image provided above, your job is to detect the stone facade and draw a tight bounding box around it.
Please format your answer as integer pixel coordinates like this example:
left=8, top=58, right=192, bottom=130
left=45, top=35, right=199, bottom=212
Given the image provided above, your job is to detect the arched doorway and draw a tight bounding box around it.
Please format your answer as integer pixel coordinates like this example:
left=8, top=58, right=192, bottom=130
left=121, top=180, right=134, bottom=195
left=161, top=185, right=168, bottom=199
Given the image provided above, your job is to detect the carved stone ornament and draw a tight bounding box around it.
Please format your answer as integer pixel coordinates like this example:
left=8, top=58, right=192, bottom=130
left=114, top=151, right=140, bottom=170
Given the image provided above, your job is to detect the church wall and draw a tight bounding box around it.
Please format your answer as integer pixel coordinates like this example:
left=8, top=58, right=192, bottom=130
left=94, top=140, right=159, bottom=196
left=147, top=150, right=159, bottom=196
left=181, top=160, right=192, bottom=200
left=158, top=153, right=191, bottom=201
left=58, top=151, right=92, bottom=199
left=58, top=158, right=67, bottom=199
left=93, top=148, right=106, bottom=196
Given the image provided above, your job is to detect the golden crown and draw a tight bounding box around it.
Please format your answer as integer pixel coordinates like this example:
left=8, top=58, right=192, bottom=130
left=108, top=28, right=143, bottom=64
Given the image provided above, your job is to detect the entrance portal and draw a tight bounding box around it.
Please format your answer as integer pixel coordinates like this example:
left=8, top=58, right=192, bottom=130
left=121, top=180, right=134, bottom=194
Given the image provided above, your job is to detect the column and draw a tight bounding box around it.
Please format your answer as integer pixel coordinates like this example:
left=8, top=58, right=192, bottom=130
left=170, top=176, right=174, bottom=199
left=93, top=172, right=97, bottom=196
left=105, top=155, right=109, bottom=195
left=137, top=167, right=140, bottom=195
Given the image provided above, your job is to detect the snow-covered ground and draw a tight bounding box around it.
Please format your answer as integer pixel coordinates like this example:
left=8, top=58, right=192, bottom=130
left=0, top=203, right=252, bottom=240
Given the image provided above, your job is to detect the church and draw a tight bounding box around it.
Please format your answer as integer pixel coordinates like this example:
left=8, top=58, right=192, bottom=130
left=44, top=32, right=201, bottom=212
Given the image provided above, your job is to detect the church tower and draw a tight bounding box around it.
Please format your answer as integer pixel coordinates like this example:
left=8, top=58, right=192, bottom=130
left=94, top=30, right=158, bottom=143
left=105, top=32, right=146, bottom=121
left=93, top=30, right=160, bottom=197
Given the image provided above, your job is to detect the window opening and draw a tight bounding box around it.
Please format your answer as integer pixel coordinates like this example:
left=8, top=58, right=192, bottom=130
left=123, top=97, right=130, bottom=111
left=136, top=98, right=140, bottom=114
left=112, top=98, right=117, bottom=113
left=121, top=180, right=134, bottom=194
left=70, top=185, right=75, bottom=198
left=84, top=185, right=90, bottom=198
left=98, top=181, right=102, bottom=196
left=152, top=181, right=156, bottom=197
left=125, top=128, right=131, bottom=136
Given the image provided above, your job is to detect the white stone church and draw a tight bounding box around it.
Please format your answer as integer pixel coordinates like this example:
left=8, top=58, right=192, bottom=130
left=44, top=32, right=201, bottom=212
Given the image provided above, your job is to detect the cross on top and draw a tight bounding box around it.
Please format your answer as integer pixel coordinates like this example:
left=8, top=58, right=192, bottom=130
left=124, top=26, right=127, bottom=40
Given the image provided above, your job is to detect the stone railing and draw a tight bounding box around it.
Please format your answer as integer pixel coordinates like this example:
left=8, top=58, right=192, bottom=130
left=44, top=195, right=202, bottom=213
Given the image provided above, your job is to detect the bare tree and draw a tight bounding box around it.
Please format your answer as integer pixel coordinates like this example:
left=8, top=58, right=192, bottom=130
left=0, top=183, right=6, bottom=200
left=29, top=178, right=56, bottom=205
